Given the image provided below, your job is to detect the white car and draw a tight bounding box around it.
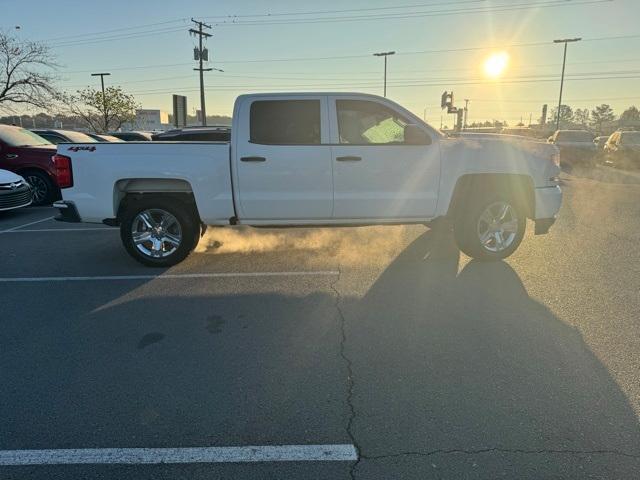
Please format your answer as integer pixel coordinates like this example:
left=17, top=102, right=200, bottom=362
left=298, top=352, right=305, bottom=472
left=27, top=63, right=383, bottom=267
left=0, top=169, right=33, bottom=212
left=53, top=92, right=562, bottom=266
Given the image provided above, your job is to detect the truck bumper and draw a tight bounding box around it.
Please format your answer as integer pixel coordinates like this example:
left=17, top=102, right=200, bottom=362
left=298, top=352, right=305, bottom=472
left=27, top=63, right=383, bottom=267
left=534, top=185, right=562, bottom=234
left=53, top=201, right=81, bottom=223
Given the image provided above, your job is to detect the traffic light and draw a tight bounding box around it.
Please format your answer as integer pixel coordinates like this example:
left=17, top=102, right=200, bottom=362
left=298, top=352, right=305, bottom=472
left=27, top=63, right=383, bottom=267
left=441, top=91, right=454, bottom=110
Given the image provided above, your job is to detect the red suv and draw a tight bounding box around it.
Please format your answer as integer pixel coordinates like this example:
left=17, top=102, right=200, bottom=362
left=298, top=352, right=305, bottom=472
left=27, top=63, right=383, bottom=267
left=0, top=125, right=59, bottom=205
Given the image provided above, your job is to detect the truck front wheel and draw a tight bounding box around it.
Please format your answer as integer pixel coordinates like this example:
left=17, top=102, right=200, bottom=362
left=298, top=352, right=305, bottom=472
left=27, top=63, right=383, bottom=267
left=453, top=194, right=526, bottom=261
left=120, top=197, right=199, bottom=267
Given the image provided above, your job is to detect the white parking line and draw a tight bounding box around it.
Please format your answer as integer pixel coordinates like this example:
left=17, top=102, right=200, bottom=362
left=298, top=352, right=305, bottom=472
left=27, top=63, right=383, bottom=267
left=0, top=271, right=340, bottom=283
left=0, top=444, right=358, bottom=465
left=0, top=216, right=55, bottom=233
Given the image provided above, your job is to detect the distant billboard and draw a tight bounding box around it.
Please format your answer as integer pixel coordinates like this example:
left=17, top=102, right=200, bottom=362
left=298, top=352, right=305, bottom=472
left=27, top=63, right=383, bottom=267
left=172, top=95, right=187, bottom=128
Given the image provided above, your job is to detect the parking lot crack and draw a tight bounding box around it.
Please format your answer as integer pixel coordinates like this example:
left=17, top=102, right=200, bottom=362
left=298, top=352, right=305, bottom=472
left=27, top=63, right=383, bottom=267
left=361, top=447, right=640, bottom=461
left=330, top=267, right=361, bottom=479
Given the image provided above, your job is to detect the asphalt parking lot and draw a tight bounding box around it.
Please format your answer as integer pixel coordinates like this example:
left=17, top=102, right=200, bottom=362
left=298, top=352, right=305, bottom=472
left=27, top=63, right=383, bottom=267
left=1, top=165, right=640, bottom=479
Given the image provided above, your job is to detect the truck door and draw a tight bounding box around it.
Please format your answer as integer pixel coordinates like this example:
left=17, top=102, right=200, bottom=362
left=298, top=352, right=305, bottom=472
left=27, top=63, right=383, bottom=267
left=328, top=96, right=441, bottom=220
left=233, top=96, right=333, bottom=220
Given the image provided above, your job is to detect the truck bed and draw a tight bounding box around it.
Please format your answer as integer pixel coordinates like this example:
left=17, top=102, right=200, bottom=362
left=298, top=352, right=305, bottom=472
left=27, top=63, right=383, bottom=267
left=58, top=142, right=235, bottom=224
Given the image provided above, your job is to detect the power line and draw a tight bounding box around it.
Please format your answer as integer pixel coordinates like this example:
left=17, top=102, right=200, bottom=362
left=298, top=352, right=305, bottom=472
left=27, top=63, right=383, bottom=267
left=124, top=72, right=640, bottom=95
left=209, top=0, right=612, bottom=26
left=46, top=0, right=614, bottom=47
left=40, top=0, right=485, bottom=43
left=56, top=35, right=640, bottom=74
left=50, top=26, right=186, bottom=48
left=203, top=0, right=489, bottom=20
left=40, top=18, right=188, bottom=42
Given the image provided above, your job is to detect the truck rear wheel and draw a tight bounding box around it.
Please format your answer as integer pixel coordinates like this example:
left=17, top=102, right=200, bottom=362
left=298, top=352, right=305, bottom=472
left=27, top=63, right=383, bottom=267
left=120, top=197, right=199, bottom=267
left=453, top=193, right=526, bottom=261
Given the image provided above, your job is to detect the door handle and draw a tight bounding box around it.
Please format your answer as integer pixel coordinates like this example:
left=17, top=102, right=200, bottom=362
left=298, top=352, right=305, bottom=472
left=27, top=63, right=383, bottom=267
left=336, top=156, right=362, bottom=162
left=240, top=156, right=266, bottom=162
left=5, top=154, right=18, bottom=159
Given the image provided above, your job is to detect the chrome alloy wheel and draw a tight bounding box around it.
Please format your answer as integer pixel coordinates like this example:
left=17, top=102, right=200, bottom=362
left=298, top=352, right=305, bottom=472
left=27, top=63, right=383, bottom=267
left=25, top=175, right=48, bottom=204
left=477, top=201, right=519, bottom=253
left=131, top=209, right=182, bottom=258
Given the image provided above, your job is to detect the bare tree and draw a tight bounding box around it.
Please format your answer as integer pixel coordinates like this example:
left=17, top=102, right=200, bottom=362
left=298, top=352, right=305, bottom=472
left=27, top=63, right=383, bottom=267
left=0, top=32, right=58, bottom=111
left=60, top=86, right=139, bottom=133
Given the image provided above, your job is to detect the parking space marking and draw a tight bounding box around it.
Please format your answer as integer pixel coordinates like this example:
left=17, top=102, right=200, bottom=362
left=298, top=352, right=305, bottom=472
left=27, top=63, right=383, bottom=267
left=0, top=216, right=55, bottom=233
left=0, top=444, right=358, bottom=465
left=3, top=227, right=117, bottom=233
left=0, top=271, right=340, bottom=283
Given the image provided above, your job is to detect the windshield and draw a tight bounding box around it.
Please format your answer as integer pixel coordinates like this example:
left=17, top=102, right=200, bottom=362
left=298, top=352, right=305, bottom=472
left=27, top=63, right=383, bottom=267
left=557, top=131, right=593, bottom=142
left=621, top=132, right=640, bottom=144
left=0, top=126, right=52, bottom=146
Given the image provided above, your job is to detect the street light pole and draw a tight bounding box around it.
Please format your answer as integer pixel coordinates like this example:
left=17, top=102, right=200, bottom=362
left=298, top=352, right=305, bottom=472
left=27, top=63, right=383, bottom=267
left=373, top=51, right=395, bottom=97
left=463, top=99, right=469, bottom=128
left=553, top=37, right=581, bottom=131
left=91, top=72, right=111, bottom=132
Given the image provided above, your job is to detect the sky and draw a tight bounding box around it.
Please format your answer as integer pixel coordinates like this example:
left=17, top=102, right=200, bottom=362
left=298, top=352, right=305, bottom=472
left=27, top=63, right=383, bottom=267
left=2, top=0, right=639, bottom=126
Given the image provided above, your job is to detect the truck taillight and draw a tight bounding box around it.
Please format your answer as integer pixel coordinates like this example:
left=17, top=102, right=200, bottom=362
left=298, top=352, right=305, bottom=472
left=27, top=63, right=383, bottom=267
left=551, top=150, right=560, bottom=167
left=52, top=154, right=73, bottom=188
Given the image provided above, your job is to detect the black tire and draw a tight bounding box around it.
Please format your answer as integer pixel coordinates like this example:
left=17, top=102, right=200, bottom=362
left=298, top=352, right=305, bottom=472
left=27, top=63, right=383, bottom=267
left=453, top=192, right=526, bottom=261
left=23, top=170, right=58, bottom=206
left=119, top=196, right=199, bottom=267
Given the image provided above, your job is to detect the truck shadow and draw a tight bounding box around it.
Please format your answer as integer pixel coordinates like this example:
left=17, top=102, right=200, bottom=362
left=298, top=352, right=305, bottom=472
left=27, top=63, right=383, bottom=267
left=348, top=229, right=640, bottom=477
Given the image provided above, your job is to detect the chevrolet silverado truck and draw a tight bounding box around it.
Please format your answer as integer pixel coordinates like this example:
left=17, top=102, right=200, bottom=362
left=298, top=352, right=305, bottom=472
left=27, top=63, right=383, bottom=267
left=53, top=93, right=562, bottom=267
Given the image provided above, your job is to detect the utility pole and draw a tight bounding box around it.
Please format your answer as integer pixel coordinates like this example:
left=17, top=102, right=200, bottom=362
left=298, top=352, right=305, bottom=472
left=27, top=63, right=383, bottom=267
left=91, top=72, right=111, bottom=132
left=373, top=51, right=395, bottom=97
left=190, top=19, right=213, bottom=126
left=553, top=37, right=581, bottom=131
left=463, top=99, right=469, bottom=128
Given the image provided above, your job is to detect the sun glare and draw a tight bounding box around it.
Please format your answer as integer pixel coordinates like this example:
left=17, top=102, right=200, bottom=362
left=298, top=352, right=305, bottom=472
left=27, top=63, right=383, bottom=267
left=484, top=52, right=509, bottom=78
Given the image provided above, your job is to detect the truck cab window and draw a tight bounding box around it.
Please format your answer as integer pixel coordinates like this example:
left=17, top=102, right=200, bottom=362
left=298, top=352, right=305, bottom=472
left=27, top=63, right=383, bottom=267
left=337, top=100, right=408, bottom=144
left=250, top=100, right=321, bottom=145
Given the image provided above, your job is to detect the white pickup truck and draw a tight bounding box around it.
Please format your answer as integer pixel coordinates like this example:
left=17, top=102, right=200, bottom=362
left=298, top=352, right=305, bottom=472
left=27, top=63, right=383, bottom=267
left=53, top=92, right=562, bottom=266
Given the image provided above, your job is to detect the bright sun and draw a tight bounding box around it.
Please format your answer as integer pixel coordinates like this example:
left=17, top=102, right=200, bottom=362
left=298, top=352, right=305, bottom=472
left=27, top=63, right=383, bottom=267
left=484, top=52, right=509, bottom=78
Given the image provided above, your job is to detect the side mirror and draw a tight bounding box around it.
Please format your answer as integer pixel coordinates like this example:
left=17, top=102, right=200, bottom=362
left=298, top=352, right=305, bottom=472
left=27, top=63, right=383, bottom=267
left=404, top=124, right=431, bottom=145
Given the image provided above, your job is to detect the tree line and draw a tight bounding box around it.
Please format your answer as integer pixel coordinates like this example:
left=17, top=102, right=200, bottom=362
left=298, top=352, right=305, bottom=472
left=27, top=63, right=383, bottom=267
left=548, top=104, right=639, bottom=133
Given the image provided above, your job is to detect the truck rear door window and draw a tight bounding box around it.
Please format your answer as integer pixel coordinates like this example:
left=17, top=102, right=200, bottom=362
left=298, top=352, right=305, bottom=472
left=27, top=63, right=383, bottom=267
left=250, top=100, right=321, bottom=145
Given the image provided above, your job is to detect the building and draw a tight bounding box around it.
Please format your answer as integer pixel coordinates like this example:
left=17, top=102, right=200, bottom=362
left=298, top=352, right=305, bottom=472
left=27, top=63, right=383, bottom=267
left=123, top=109, right=170, bottom=131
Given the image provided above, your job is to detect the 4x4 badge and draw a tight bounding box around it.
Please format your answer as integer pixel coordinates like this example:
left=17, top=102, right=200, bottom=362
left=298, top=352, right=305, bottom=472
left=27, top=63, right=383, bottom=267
left=68, top=146, right=96, bottom=152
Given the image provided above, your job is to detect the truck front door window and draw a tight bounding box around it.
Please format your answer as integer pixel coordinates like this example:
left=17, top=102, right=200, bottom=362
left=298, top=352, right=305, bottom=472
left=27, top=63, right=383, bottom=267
left=337, top=100, right=408, bottom=144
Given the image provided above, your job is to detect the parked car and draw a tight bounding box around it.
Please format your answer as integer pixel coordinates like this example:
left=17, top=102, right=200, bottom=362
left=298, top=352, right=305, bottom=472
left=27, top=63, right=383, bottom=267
left=547, top=130, right=597, bottom=166
left=0, top=169, right=33, bottom=212
left=604, top=131, right=640, bottom=169
left=86, top=133, right=125, bottom=142
left=152, top=126, right=231, bottom=142
left=0, top=125, right=59, bottom=205
left=31, top=129, right=99, bottom=145
left=54, top=92, right=562, bottom=267
left=109, top=131, right=153, bottom=142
